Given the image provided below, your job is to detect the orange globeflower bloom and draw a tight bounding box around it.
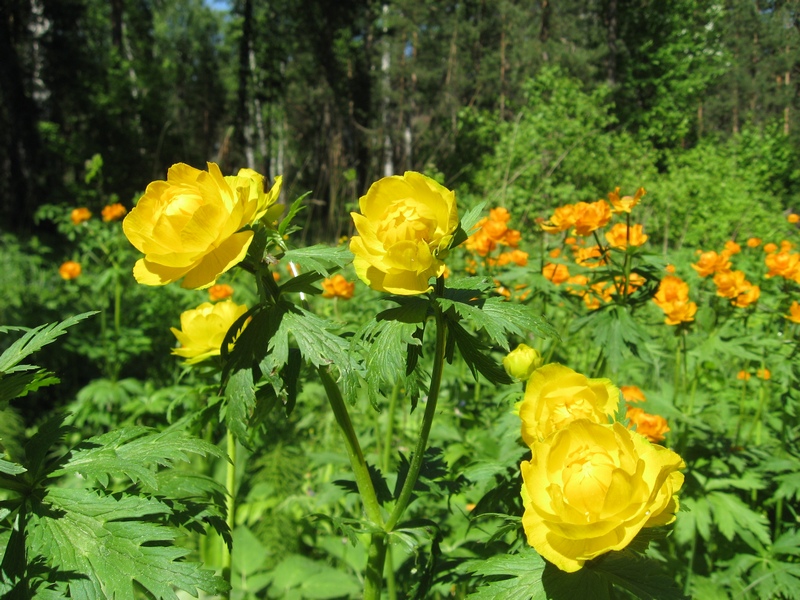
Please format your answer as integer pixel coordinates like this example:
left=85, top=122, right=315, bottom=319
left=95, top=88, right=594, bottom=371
left=789, top=213, right=799, bottom=224
left=746, top=237, right=762, bottom=248
left=765, top=251, right=800, bottom=279
left=626, top=407, right=670, bottom=443
left=756, top=368, right=771, bottom=380
left=564, top=274, right=589, bottom=295
left=510, top=249, right=529, bottom=266
left=662, top=300, right=697, bottom=325
left=763, top=242, right=778, bottom=254
left=617, top=272, right=646, bottom=295
left=466, top=229, right=494, bottom=256
left=605, top=223, right=648, bottom=249
left=733, top=284, right=760, bottom=308
left=786, top=301, right=800, bottom=323
left=541, top=204, right=578, bottom=233
left=208, top=283, right=234, bottom=301
left=70, top=207, right=92, bottom=225
left=737, top=370, right=751, bottom=381
left=692, top=250, right=730, bottom=277
left=549, top=247, right=562, bottom=258
left=543, top=262, right=571, bottom=284
left=489, top=207, right=511, bottom=223
left=620, top=385, right=646, bottom=403
left=654, top=275, right=690, bottom=305
left=608, top=186, right=646, bottom=214
left=713, top=270, right=748, bottom=299
left=564, top=236, right=577, bottom=245
left=574, top=245, right=605, bottom=268
left=101, top=202, right=127, bottom=222
left=781, top=240, right=794, bottom=252
left=572, top=200, right=612, bottom=236
left=483, top=218, right=508, bottom=242
left=59, top=261, right=82, bottom=280
left=321, top=274, right=355, bottom=300
left=665, top=264, right=676, bottom=274
left=723, top=240, right=741, bottom=256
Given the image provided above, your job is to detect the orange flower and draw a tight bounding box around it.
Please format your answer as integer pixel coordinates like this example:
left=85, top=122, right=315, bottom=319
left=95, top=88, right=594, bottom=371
left=321, top=274, right=355, bottom=300
left=789, top=213, right=799, bottom=224
left=70, top=207, right=92, bottom=225
left=572, top=200, right=612, bottom=236
left=756, top=368, right=771, bottom=380
left=565, top=237, right=577, bottom=245
left=608, top=187, right=646, bottom=214
left=723, top=240, right=741, bottom=256
left=543, top=263, right=571, bottom=284
left=665, top=264, right=676, bottom=274
left=495, top=282, right=511, bottom=299
left=653, top=276, right=695, bottom=325
left=489, top=207, right=511, bottom=223
left=605, top=223, right=648, bottom=249
left=101, top=202, right=127, bottom=222
left=208, top=283, right=234, bottom=301
left=737, top=370, right=751, bottom=381
left=564, top=274, right=589, bottom=295
left=504, top=229, right=522, bottom=247
left=617, top=272, right=646, bottom=295
left=586, top=281, right=614, bottom=308
left=713, top=270, right=747, bottom=299
left=574, top=245, right=605, bottom=268
left=733, top=284, right=760, bottom=308
left=786, top=301, right=800, bottom=324
left=763, top=242, right=778, bottom=254
left=620, top=385, right=646, bottom=403
left=626, top=406, right=670, bottom=443
left=549, top=247, right=562, bottom=259
left=59, top=261, right=82, bottom=280
left=765, top=251, right=800, bottom=279
left=541, top=204, right=578, bottom=233
left=466, top=230, right=494, bottom=256
left=662, top=300, right=697, bottom=325
left=781, top=240, right=794, bottom=252
left=483, top=219, right=509, bottom=242
left=510, top=249, right=529, bottom=266
left=692, top=250, right=730, bottom=277
left=746, top=237, right=762, bottom=248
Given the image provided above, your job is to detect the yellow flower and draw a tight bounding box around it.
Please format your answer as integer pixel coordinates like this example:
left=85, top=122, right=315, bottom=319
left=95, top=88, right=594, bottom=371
left=71, top=207, right=92, bottom=225
left=321, top=273, right=356, bottom=299
left=123, top=163, right=281, bottom=289
left=607, top=186, right=646, bottom=214
left=101, top=202, right=127, bottom=222
left=517, top=364, right=619, bottom=445
left=786, top=301, right=800, bottom=323
left=208, top=283, right=234, bottom=301
left=59, top=261, right=82, bottom=280
left=170, top=300, right=248, bottom=364
left=503, top=344, right=543, bottom=381
left=520, top=420, right=684, bottom=572
left=626, top=406, right=670, bottom=443
left=349, top=172, right=458, bottom=295
left=604, top=223, right=648, bottom=249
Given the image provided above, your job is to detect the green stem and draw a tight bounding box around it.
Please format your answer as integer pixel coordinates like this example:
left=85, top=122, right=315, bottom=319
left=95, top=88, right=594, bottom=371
left=385, top=543, right=397, bottom=600
left=384, top=305, right=447, bottom=532
left=222, top=427, right=236, bottom=597
left=318, top=366, right=384, bottom=527
left=382, top=381, right=401, bottom=473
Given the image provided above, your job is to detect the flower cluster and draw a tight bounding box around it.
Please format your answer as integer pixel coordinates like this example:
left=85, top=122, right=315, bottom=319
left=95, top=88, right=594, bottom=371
left=541, top=199, right=612, bottom=236
left=515, top=363, right=684, bottom=573
left=321, top=274, right=356, bottom=300
left=693, top=241, right=760, bottom=308
left=620, top=385, right=670, bottom=443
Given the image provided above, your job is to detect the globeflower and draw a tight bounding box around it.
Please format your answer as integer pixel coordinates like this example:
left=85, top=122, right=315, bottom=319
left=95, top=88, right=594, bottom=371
left=572, top=200, right=612, bottom=236
left=764, top=242, right=778, bottom=254
left=765, top=251, right=800, bottom=280
left=517, top=364, right=619, bottom=445
left=626, top=406, right=670, bottom=443
left=123, top=162, right=282, bottom=289
left=757, top=368, right=771, bottom=380
left=71, top=207, right=92, bottom=225
left=520, top=419, right=685, bottom=572
left=653, top=276, right=696, bottom=325
left=789, top=213, right=799, bottom=224
left=170, top=300, right=248, bottom=364
left=620, top=385, right=646, bottom=403
left=321, top=274, right=356, bottom=300
left=732, top=284, right=760, bottom=308
left=746, top=237, right=762, bottom=248
left=737, top=370, right=751, bottom=381
left=543, top=262, right=570, bottom=285
left=607, top=186, right=646, bottom=214
left=350, top=172, right=458, bottom=295
left=541, top=204, right=578, bottom=233
left=59, top=261, right=82, bottom=280
left=101, top=202, right=127, bottom=222
left=713, top=270, right=748, bottom=299
left=692, top=250, right=730, bottom=277
left=503, top=344, right=543, bottom=381
left=723, top=240, right=741, bottom=256
left=786, top=301, right=800, bottom=324
left=605, top=223, right=648, bottom=249
left=208, top=283, right=234, bottom=301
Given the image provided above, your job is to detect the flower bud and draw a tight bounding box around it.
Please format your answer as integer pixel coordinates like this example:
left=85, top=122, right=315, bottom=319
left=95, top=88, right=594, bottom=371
left=502, top=344, right=542, bottom=381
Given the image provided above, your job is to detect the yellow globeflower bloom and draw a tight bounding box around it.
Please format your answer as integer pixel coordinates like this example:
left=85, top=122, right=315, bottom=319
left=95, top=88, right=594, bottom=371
left=123, top=163, right=281, bottom=290
left=517, top=363, right=619, bottom=445
left=350, top=172, right=458, bottom=295
left=170, top=300, right=248, bottom=364
left=520, top=419, right=685, bottom=573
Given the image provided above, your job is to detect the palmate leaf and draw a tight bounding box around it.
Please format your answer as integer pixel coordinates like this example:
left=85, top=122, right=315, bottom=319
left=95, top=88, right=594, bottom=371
left=465, top=546, right=548, bottom=600
left=281, top=245, right=354, bottom=277
left=54, top=427, right=225, bottom=491
left=27, top=487, right=228, bottom=600
left=570, top=305, right=650, bottom=371
left=447, top=320, right=512, bottom=385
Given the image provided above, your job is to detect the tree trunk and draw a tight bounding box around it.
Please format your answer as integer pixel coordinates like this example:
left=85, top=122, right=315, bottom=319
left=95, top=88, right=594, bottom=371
left=381, top=3, right=393, bottom=177
left=540, top=0, right=551, bottom=61
left=236, top=0, right=254, bottom=169
left=605, top=0, right=618, bottom=86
